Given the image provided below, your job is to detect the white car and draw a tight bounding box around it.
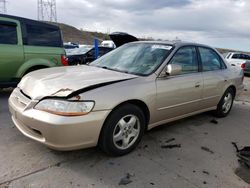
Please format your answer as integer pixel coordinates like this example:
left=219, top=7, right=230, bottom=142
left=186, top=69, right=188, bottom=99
left=101, top=40, right=116, bottom=48
left=64, top=43, right=79, bottom=55
left=224, top=52, right=250, bottom=70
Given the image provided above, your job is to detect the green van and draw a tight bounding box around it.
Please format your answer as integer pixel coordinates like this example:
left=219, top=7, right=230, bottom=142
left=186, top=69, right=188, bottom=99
left=0, top=14, right=67, bottom=88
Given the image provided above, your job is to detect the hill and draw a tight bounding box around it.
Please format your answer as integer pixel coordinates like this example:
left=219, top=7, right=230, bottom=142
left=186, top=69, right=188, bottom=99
left=50, top=22, right=249, bottom=54
left=50, top=22, right=110, bottom=44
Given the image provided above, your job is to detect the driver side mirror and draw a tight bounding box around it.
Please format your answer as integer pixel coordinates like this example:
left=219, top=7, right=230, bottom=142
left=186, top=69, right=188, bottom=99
left=161, top=64, right=182, bottom=77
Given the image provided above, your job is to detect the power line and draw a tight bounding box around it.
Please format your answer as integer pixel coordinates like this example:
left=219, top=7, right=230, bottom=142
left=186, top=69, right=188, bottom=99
left=38, top=0, right=57, bottom=22
left=0, top=0, right=7, bottom=14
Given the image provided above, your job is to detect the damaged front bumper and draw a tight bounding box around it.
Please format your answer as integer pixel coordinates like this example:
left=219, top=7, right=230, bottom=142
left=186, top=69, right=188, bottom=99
left=8, top=88, right=110, bottom=150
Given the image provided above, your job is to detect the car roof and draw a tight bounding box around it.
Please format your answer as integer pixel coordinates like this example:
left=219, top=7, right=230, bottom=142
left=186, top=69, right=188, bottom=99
left=229, top=52, right=249, bottom=55
left=0, top=14, right=60, bottom=30
left=130, top=40, right=214, bottom=49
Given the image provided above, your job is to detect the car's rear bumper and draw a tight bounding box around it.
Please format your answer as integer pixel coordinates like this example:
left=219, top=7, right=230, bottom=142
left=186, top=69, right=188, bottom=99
left=8, top=88, right=110, bottom=151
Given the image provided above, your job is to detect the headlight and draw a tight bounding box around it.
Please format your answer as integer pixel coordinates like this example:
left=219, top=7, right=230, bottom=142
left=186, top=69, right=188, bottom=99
left=34, top=99, right=95, bottom=116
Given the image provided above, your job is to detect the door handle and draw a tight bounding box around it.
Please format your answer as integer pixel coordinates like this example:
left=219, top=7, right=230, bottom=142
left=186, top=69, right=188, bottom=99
left=195, top=82, right=200, bottom=88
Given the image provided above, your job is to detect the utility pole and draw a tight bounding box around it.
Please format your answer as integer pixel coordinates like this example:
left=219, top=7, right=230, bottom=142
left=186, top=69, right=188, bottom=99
left=0, top=0, right=7, bottom=14
left=38, top=0, right=57, bottom=22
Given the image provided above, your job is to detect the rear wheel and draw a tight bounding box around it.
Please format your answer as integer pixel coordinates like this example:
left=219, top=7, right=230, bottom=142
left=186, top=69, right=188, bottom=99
left=99, top=104, right=145, bottom=156
left=214, top=88, right=235, bottom=117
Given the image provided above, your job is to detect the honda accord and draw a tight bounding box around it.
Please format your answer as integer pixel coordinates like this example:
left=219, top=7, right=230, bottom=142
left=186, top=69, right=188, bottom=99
left=9, top=40, right=244, bottom=156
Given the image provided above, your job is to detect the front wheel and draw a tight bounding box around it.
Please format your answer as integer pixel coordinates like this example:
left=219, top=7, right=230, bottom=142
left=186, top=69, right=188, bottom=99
left=99, top=104, right=146, bottom=156
left=214, top=88, right=235, bottom=117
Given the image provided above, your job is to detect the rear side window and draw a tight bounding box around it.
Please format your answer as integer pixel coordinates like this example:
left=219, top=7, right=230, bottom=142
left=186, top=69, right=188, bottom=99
left=199, top=47, right=225, bottom=71
left=25, top=24, right=62, bottom=47
left=0, top=23, right=17, bottom=45
left=232, top=54, right=240, bottom=59
left=170, top=46, right=198, bottom=74
left=245, top=54, right=250, bottom=60
left=231, top=53, right=250, bottom=60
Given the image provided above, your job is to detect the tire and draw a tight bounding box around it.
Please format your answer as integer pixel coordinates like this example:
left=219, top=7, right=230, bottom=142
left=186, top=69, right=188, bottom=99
left=214, top=88, right=235, bottom=118
left=99, top=104, right=146, bottom=156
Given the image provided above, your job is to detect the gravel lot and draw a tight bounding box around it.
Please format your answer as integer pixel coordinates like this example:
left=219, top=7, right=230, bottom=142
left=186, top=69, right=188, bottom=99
left=0, top=77, right=250, bottom=188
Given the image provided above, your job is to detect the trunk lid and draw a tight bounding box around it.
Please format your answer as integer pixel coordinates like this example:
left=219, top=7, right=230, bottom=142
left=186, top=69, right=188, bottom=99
left=109, top=32, right=138, bottom=47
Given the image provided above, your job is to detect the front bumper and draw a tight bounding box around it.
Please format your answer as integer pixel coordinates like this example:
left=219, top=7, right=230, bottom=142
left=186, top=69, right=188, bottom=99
left=8, top=88, right=111, bottom=151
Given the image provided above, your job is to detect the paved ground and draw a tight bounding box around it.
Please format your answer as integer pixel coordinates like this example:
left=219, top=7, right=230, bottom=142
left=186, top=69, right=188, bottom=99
left=0, top=78, right=250, bottom=188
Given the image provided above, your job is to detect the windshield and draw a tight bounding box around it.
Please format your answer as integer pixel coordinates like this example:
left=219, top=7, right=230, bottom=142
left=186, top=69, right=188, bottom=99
left=90, top=43, right=172, bottom=76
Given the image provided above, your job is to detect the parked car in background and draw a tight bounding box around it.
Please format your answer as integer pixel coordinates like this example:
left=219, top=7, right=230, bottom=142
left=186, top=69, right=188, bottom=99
left=224, top=52, right=250, bottom=73
left=66, top=45, right=92, bottom=56
left=67, top=46, right=113, bottom=65
left=101, top=40, right=115, bottom=48
left=109, top=32, right=138, bottom=47
left=0, top=14, right=67, bottom=88
left=64, top=43, right=79, bottom=55
left=67, top=32, right=139, bottom=65
left=9, top=38, right=244, bottom=156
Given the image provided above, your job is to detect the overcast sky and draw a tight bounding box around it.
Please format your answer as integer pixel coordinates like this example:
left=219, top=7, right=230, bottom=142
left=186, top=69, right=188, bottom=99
left=5, top=0, right=250, bottom=51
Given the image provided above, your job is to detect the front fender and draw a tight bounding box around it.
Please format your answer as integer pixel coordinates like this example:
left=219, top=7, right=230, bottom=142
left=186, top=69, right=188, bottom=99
left=16, top=58, right=57, bottom=77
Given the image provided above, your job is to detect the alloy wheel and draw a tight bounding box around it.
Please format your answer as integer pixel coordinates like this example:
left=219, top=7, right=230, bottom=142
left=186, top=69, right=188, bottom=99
left=222, top=92, right=233, bottom=113
left=113, top=114, right=140, bottom=150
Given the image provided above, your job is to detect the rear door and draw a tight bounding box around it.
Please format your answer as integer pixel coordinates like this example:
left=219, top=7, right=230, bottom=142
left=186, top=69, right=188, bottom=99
left=0, top=19, right=24, bottom=82
left=156, top=46, right=203, bottom=122
left=198, top=47, right=227, bottom=109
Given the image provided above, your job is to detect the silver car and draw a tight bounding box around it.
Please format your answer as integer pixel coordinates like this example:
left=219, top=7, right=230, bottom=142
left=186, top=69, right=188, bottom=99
left=9, top=40, right=244, bottom=156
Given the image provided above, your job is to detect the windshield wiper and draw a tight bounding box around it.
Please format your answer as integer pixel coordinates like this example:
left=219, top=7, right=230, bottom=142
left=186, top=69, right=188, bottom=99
left=101, top=66, right=130, bottom=74
left=101, top=66, right=109, bottom=70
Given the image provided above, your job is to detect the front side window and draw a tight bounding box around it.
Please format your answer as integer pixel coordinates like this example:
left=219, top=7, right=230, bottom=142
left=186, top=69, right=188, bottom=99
left=0, top=23, right=17, bottom=45
left=90, top=43, right=172, bottom=76
left=169, top=46, right=198, bottom=75
left=25, top=24, right=62, bottom=47
left=199, top=47, right=224, bottom=71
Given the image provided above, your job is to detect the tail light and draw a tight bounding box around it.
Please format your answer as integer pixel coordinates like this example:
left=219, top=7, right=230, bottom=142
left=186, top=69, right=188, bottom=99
left=61, top=55, right=68, bottom=66
left=241, top=63, right=246, bottom=69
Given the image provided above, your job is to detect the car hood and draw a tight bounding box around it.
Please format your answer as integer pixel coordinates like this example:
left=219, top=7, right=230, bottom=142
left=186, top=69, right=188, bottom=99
left=18, top=65, right=138, bottom=100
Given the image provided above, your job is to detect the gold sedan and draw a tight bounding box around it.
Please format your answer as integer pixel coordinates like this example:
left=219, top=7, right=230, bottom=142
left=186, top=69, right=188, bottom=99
left=9, top=41, right=244, bottom=156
